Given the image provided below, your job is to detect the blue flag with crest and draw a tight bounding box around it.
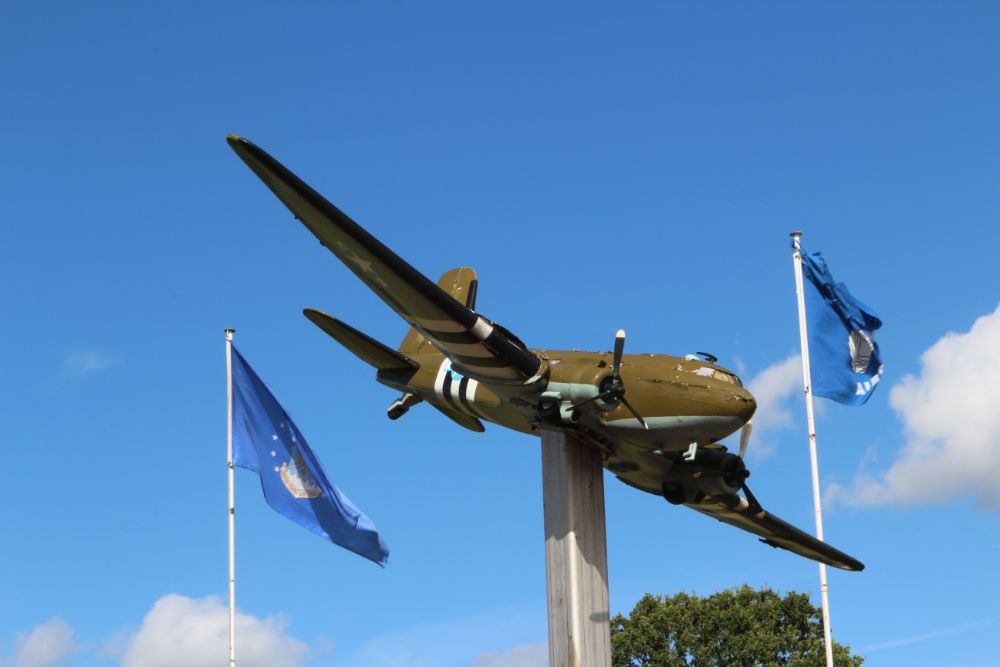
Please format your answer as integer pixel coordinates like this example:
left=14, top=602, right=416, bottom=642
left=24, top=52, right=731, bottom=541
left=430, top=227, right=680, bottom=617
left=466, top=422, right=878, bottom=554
left=800, top=247, right=884, bottom=405
left=230, top=345, right=389, bottom=566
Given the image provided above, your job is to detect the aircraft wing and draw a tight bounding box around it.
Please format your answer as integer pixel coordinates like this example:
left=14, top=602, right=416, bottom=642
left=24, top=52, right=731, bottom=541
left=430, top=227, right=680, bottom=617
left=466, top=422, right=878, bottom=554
left=689, top=495, right=864, bottom=571
left=228, top=135, right=542, bottom=383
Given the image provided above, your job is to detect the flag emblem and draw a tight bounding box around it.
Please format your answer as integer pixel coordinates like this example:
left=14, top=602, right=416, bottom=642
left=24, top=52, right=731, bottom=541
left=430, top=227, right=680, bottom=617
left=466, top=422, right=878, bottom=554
left=279, top=446, right=323, bottom=499
left=848, top=330, right=875, bottom=374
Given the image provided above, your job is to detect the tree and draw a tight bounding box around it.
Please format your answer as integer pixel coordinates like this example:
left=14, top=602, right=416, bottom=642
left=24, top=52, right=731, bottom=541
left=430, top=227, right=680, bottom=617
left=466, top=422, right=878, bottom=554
left=611, top=585, right=864, bottom=667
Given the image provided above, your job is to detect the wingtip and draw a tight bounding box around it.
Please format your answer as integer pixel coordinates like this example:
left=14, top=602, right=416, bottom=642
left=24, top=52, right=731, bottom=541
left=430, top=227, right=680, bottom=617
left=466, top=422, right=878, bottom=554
left=829, top=553, right=865, bottom=572
left=303, top=307, right=329, bottom=322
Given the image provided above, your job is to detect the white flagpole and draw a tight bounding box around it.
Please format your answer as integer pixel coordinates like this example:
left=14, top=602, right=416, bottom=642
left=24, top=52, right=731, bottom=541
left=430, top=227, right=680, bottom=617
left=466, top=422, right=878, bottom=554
left=225, top=328, right=237, bottom=667
left=790, top=233, right=835, bottom=667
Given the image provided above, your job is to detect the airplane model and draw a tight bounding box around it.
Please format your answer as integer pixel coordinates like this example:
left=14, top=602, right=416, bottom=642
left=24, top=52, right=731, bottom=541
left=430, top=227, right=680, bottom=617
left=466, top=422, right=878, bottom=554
left=227, top=135, right=863, bottom=572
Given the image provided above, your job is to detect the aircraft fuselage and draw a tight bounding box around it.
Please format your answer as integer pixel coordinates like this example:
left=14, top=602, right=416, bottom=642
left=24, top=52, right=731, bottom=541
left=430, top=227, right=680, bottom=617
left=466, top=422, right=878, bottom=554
left=377, top=346, right=755, bottom=500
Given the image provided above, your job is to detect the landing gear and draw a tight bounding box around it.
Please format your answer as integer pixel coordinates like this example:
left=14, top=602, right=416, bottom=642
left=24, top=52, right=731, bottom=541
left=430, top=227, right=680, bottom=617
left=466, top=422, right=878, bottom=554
left=538, top=397, right=560, bottom=418
left=660, top=481, right=704, bottom=505
left=537, top=397, right=580, bottom=424
left=661, top=482, right=686, bottom=505
left=387, top=392, right=422, bottom=420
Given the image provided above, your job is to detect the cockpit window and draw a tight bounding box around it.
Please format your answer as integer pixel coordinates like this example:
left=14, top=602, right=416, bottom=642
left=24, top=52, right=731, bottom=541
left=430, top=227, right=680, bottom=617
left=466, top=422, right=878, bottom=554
left=692, top=366, right=742, bottom=387
left=713, top=369, right=743, bottom=386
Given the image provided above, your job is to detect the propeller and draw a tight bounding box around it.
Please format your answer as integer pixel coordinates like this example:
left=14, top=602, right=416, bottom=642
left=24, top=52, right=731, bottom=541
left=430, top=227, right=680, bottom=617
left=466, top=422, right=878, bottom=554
left=733, top=419, right=761, bottom=511
left=738, top=419, right=753, bottom=458
left=573, top=329, right=648, bottom=430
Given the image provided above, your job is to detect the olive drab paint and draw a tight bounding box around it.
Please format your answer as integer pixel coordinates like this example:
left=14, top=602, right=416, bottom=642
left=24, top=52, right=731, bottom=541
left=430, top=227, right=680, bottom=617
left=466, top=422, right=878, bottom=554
left=227, top=134, right=864, bottom=573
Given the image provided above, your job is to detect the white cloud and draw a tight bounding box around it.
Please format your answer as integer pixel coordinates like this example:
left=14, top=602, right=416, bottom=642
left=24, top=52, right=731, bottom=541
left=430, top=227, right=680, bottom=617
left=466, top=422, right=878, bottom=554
left=10, top=617, right=79, bottom=667
left=826, top=304, right=1000, bottom=509
left=859, top=617, right=998, bottom=653
left=119, top=594, right=308, bottom=667
left=744, top=354, right=802, bottom=458
left=63, top=350, right=112, bottom=375
left=346, top=603, right=544, bottom=667
left=470, top=642, right=548, bottom=667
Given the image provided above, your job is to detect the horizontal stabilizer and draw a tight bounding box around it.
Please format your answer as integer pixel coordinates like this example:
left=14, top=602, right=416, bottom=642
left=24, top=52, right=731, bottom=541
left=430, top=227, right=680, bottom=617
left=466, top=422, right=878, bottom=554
left=690, top=495, right=864, bottom=571
left=430, top=403, right=485, bottom=432
left=305, top=308, right=418, bottom=372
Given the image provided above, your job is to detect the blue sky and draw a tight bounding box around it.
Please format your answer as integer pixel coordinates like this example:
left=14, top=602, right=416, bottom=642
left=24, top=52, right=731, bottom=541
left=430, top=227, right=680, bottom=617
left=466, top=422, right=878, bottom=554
left=3, top=2, right=999, bottom=666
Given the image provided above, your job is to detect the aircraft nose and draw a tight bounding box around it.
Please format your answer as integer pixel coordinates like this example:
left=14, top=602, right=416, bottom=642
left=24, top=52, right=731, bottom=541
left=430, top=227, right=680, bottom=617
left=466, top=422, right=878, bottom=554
left=735, top=387, right=757, bottom=424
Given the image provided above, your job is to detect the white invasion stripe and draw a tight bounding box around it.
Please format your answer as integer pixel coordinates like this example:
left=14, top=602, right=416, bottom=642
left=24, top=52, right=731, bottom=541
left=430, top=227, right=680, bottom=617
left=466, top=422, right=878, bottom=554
left=433, top=358, right=451, bottom=401
left=465, top=378, right=480, bottom=405
left=414, top=317, right=467, bottom=333
left=470, top=317, right=494, bottom=340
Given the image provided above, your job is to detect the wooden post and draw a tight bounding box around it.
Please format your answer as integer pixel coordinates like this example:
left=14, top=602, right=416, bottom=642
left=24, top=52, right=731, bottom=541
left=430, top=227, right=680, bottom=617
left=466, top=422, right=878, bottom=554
left=542, top=429, right=612, bottom=667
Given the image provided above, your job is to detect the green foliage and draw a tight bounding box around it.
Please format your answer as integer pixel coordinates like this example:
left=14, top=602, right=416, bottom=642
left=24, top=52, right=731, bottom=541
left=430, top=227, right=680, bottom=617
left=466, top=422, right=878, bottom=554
left=611, top=585, right=863, bottom=667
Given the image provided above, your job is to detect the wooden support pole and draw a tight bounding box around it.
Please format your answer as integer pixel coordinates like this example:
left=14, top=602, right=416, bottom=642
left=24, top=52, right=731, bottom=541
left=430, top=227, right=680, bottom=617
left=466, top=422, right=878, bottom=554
left=541, top=429, right=612, bottom=667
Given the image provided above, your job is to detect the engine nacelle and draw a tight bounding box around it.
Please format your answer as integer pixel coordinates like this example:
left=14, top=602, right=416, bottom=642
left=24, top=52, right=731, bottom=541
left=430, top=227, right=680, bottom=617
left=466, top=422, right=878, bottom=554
left=660, top=449, right=748, bottom=504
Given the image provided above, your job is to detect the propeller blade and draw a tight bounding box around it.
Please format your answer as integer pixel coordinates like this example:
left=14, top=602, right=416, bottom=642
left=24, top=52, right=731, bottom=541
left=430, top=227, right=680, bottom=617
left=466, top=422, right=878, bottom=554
left=612, top=329, right=625, bottom=378
left=741, top=481, right=763, bottom=514
left=620, top=396, right=648, bottom=430
left=738, top=419, right=753, bottom=458
left=570, top=390, right=613, bottom=410
left=572, top=329, right=647, bottom=430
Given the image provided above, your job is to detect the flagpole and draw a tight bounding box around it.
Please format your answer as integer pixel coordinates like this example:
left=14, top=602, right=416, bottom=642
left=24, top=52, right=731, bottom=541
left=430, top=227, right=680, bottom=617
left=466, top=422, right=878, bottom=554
left=225, top=328, right=237, bottom=667
left=790, top=233, right=834, bottom=667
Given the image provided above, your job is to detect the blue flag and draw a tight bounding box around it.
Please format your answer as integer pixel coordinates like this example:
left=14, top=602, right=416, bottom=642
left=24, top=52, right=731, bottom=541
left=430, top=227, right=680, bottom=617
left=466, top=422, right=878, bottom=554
left=800, top=247, right=884, bottom=405
left=230, top=345, right=389, bottom=566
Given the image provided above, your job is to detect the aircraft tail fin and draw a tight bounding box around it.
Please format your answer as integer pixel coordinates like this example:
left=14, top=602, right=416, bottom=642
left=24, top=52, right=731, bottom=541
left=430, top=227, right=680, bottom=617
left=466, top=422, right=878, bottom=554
left=305, top=308, right=418, bottom=372
left=398, top=267, right=479, bottom=356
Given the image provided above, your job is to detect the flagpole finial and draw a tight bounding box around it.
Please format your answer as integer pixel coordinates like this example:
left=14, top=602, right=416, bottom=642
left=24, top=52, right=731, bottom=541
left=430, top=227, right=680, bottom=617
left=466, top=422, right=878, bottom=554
left=790, top=231, right=803, bottom=250
left=790, top=231, right=803, bottom=238
left=225, top=328, right=235, bottom=341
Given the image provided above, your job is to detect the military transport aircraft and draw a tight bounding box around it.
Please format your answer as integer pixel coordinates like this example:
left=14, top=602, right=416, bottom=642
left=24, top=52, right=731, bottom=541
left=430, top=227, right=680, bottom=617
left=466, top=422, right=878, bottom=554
left=227, top=135, right=863, bottom=572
